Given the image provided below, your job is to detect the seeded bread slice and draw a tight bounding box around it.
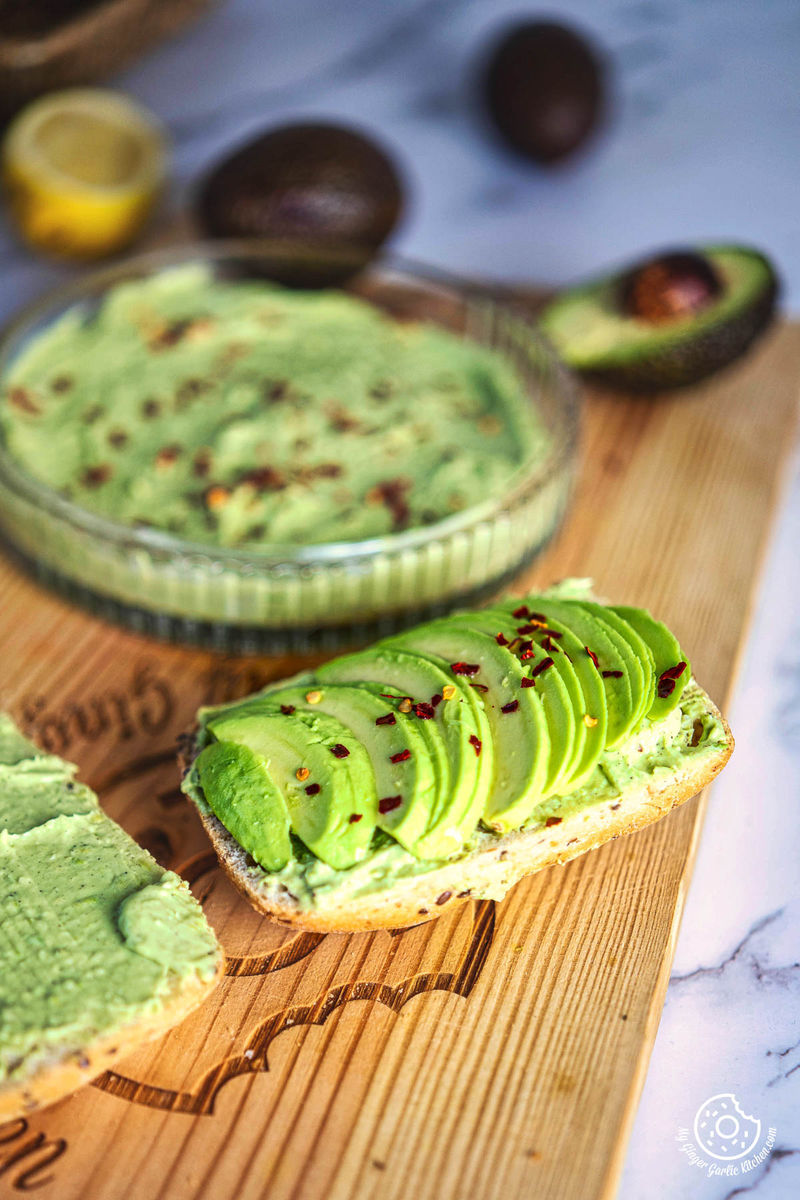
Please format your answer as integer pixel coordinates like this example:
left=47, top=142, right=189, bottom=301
left=180, top=682, right=732, bottom=933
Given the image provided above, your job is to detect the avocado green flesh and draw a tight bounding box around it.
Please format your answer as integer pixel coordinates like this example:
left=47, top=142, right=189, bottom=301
left=538, top=246, right=778, bottom=390
left=514, top=598, right=635, bottom=748
left=1, top=264, right=548, bottom=547
left=194, top=739, right=292, bottom=872
left=0, top=714, right=219, bottom=1084
left=613, top=606, right=690, bottom=721
left=579, top=602, right=656, bottom=730
left=236, top=683, right=437, bottom=857
left=207, top=710, right=376, bottom=870
left=213, top=683, right=726, bottom=910
left=317, top=648, right=490, bottom=859
left=480, top=607, right=606, bottom=789
left=384, top=621, right=550, bottom=834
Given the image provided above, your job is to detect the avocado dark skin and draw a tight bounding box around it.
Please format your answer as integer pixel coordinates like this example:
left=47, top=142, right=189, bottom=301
left=196, top=122, right=404, bottom=287
left=484, top=21, right=607, bottom=164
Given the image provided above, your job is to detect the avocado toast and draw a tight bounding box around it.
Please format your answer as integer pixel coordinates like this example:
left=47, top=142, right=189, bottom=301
left=0, top=716, right=222, bottom=1120
left=181, top=585, right=733, bottom=931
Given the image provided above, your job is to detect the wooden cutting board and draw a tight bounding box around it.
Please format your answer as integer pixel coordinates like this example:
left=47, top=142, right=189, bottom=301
left=0, top=312, right=798, bottom=1200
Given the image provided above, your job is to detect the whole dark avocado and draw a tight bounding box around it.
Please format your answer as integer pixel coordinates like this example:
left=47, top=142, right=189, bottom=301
left=483, top=21, right=607, bottom=164
left=538, top=245, right=779, bottom=392
left=196, top=122, right=404, bottom=286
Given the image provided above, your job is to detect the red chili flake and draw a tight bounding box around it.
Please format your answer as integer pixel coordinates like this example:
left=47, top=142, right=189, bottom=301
left=543, top=628, right=563, bottom=639
left=280, top=704, right=296, bottom=715
left=602, top=669, right=624, bottom=679
left=142, top=398, right=161, bottom=419
left=495, top=631, right=509, bottom=646
left=435, top=891, right=452, bottom=905
left=501, top=700, right=519, bottom=714
left=541, top=635, right=560, bottom=654
left=390, top=749, right=411, bottom=763
left=331, top=744, right=350, bottom=759
left=375, top=712, right=397, bottom=726
left=51, top=375, right=73, bottom=394
left=348, top=813, right=363, bottom=823
left=545, top=816, right=562, bottom=827
left=661, top=661, right=688, bottom=680
left=152, top=318, right=194, bottom=349
left=518, top=641, right=535, bottom=660
left=7, top=387, right=40, bottom=415
left=82, top=464, right=111, bottom=488
left=108, top=429, right=128, bottom=448
left=470, top=682, right=489, bottom=692
left=155, top=444, right=182, bottom=468
left=365, top=477, right=411, bottom=530
left=266, top=379, right=289, bottom=401
left=430, top=693, right=443, bottom=708
left=450, top=662, right=480, bottom=676
left=469, top=734, right=482, bottom=757
left=517, top=621, right=547, bottom=634
left=585, top=646, right=600, bottom=669
left=413, top=701, right=436, bottom=719
left=379, top=693, right=411, bottom=704
left=511, top=605, right=529, bottom=619
left=240, top=466, right=287, bottom=491
left=521, top=677, right=536, bottom=688
left=379, top=795, right=402, bottom=814
left=305, top=783, right=321, bottom=795
left=529, top=612, right=547, bottom=622
left=193, top=450, right=212, bottom=477
left=530, top=657, right=555, bottom=678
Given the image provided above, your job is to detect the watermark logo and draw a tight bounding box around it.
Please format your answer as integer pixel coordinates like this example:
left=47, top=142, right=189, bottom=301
left=693, top=1094, right=761, bottom=1160
left=677, top=1093, right=776, bottom=1179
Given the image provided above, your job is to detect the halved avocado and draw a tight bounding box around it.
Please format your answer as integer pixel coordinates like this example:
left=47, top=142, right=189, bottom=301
left=539, top=245, right=778, bottom=391
left=207, top=709, right=377, bottom=870
left=194, top=739, right=292, bottom=872
left=613, top=605, right=690, bottom=721
left=250, top=683, right=438, bottom=858
left=317, top=647, right=491, bottom=859
left=384, top=620, right=552, bottom=834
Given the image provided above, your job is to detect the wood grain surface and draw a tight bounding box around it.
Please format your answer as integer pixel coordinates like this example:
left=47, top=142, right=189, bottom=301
left=0, top=314, right=797, bottom=1200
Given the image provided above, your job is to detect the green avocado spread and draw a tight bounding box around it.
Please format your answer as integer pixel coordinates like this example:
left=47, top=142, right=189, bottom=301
left=0, top=715, right=220, bottom=1086
left=183, top=588, right=730, bottom=910
left=1, top=265, right=548, bottom=547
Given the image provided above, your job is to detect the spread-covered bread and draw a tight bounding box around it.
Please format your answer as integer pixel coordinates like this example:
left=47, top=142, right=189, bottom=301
left=181, top=583, right=733, bottom=931
left=0, top=716, right=222, bottom=1120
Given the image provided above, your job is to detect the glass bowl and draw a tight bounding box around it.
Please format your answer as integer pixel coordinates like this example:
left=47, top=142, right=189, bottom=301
left=0, top=241, right=580, bottom=652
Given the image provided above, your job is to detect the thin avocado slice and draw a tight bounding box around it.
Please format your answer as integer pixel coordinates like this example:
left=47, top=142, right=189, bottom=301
left=509, top=597, right=635, bottom=749
left=207, top=709, right=376, bottom=870
left=250, top=683, right=437, bottom=858
left=477, top=608, right=587, bottom=784
left=481, top=606, right=607, bottom=789
left=538, top=244, right=778, bottom=392
left=406, top=611, right=575, bottom=798
left=384, top=620, right=551, bottom=834
left=317, top=647, right=490, bottom=860
left=613, top=605, right=691, bottom=720
left=194, top=739, right=292, bottom=872
left=580, top=603, right=656, bottom=730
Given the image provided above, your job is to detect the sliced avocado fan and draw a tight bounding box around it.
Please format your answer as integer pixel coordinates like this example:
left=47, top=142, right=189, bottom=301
left=539, top=245, right=778, bottom=391
left=190, top=592, right=693, bottom=874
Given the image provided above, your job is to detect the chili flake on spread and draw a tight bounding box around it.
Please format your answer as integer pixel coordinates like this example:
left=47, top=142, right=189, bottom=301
left=2, top=265, right=547, bottom=548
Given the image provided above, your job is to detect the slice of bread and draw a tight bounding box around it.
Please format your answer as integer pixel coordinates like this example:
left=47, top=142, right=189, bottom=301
left=0, top=716, right=223, bottom=1121
left=180, top=681, right=732, bottom=933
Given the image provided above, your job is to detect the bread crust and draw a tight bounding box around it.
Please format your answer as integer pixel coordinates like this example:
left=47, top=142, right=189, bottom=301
left=184, top=689, right=733, bottom=933
left=0, top=953, right=224, bottom=1122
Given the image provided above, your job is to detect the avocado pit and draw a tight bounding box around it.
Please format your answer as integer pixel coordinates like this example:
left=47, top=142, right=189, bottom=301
left=620, top=251, right=723, bottom=324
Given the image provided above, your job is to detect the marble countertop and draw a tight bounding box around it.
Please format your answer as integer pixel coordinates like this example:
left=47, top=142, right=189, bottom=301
left=1, top=1, right=799, bottom=1196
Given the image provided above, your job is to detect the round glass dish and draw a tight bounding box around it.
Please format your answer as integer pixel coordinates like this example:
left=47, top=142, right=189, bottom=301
left=0, top=241, right=580, bottom=652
